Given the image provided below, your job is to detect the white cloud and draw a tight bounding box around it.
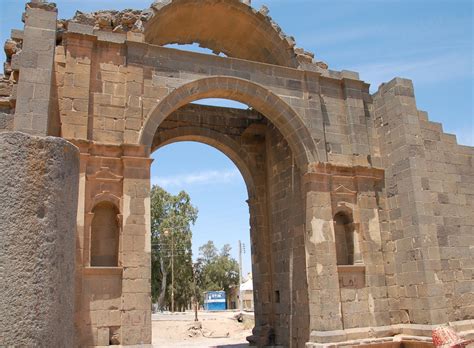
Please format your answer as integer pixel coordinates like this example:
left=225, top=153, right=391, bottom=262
left=350, top=53, right=473, bottom=92
left=152, top=168, right=240, bottom=188
left=298, top=27, right=384, bottom=47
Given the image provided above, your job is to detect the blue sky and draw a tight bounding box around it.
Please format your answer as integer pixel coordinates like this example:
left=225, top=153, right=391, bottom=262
left=1, top=0, right=472, bottom=275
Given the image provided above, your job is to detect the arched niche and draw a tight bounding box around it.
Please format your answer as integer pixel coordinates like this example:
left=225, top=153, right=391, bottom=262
left=334, top=211, right=355, bottom=266
left=90, top=202, right=121, bottom=267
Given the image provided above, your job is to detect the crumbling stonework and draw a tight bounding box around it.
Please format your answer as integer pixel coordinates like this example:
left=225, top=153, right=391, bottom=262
left=0, top=0, right=472, bottom=347
left=0, top=132, right=79, bottom=346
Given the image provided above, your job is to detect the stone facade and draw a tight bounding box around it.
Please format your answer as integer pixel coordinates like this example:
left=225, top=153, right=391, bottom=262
left=0, top=0, right=472, bottom=347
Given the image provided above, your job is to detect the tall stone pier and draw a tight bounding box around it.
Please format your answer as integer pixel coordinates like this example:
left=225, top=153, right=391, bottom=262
left=0, top=132, right=79, bottom=346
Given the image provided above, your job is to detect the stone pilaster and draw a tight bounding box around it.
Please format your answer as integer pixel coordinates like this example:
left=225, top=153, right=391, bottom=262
left=342, top=78, right=372, bottom=164
left=303, top=166, right=344, bottom=339
left=121, top=155, right=153, bottom=345
left=14, top=2, right=57, bottom=135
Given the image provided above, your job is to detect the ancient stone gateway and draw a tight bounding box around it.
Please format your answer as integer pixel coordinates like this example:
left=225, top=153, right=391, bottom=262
left=0, top=0, right=473, bottom=347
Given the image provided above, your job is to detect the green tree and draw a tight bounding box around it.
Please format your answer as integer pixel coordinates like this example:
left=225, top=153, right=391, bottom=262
left=197, top=241, right=239, bottom=298
left=150, top=185, right=198, bottom=311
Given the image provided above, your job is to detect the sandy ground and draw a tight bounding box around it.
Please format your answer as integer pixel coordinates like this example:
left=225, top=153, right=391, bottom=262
left=152, top=311, right=253, bottom=348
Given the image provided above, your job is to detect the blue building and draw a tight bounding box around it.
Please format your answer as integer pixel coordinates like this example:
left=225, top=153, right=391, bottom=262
left=203, top=291, right=226, bottom=311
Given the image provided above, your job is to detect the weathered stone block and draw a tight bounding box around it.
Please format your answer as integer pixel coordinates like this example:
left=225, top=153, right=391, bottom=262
left=0, top=132, right=79, bottom=347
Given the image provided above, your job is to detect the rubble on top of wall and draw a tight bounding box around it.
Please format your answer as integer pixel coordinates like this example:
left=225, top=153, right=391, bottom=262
left=25, top=1, right=57, bottom=13
left=70, top=9, right=150, bottom=34
left=66, top=0, right=327, bottom=70
left=1, top=35, right=21, bottom=113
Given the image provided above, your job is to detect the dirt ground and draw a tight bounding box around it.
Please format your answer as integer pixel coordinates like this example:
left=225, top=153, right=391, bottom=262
left=152, top=311, right=253, bottom=348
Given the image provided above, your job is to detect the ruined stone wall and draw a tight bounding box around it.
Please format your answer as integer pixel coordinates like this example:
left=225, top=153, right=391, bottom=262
left=373, top=78, right=474, bottom=326
left=0, top=132, right=79, bottom=346
left=418, top=111, right=473, bottom=322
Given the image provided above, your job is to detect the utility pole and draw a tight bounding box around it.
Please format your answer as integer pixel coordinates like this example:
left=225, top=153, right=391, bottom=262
left=239, top=240, right=243, bottom=313
left=192, top=262, right=198, bottom=322
left=171, top=230, right=174, bottom=313
left=164, top=229, right=175, bottom=313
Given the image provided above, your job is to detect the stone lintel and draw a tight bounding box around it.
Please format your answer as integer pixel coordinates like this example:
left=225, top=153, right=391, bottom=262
left=64, top=25, right=130, bottom=47
left=302, top=163, right=384, bottom=194
left=66, top=22, right=95, bottom=37
left=83, top=267, right=123, bottom=276
left=125, top=38, right=368, bottom=90
left=95, top=30, right=126, bottom=44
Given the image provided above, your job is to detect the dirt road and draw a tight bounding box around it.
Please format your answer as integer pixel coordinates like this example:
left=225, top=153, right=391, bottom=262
left=152, top=311, right=253, bottom=348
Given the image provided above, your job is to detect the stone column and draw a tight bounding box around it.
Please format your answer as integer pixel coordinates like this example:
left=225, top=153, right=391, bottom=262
left=121, top=156, right=153, bottom=345
left=302, top=166, right=344, bottom=343
left=0, top=132, right=79, bottom=346
left=14, top=2, right=58, bottom=136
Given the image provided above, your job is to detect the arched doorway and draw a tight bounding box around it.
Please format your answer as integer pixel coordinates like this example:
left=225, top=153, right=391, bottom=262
left=150, top=140, right=253, bottom=345
left=141, top=93, right=312, bottom=346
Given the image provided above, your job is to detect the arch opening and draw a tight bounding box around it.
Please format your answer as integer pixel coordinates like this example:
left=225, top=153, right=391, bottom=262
left=164, top=43, right=229, bottom=58
left=150, top=141, right=255, bottom=330
left=145, top=0, right=299, bottom=68
left=141, top=78, right=312, bottom=345
left=140, top=77, right=319, bottom=171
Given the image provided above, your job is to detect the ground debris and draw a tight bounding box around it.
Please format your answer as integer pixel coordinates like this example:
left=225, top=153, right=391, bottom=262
left=187, top=321, right=203, bottom=337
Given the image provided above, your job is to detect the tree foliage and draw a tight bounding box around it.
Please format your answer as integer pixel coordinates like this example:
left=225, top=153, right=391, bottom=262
left=196, top=241, right=239, bottom=297
left=151, top=185, right=198, bottom=311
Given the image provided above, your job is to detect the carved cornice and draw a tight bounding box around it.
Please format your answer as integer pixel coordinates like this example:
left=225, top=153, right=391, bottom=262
left=302, top=162, right=384, bottom=194
left=86, top=167, right=123, bottom=183
left=65, top=139, right=150, bottom=158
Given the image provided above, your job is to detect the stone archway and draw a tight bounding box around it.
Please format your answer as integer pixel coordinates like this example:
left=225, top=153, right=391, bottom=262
left=139, top=76, right=319, bottom=171
left=147, top=101, right=312, bottom=346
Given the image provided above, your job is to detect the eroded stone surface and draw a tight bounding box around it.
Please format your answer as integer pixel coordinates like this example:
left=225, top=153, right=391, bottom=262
left=0, top=131, right=79, bottom=347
